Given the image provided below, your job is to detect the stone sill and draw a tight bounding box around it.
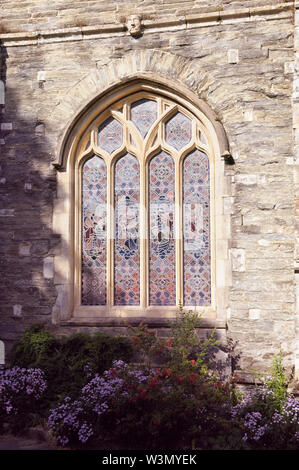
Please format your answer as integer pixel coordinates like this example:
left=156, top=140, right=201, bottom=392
left=59, top=316, right=227, bottom=329
left=0, top=2, right=294, bottom=47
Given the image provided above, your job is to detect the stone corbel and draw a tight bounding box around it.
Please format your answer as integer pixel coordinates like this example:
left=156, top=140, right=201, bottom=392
left=221, top=151, right=235, bottom=165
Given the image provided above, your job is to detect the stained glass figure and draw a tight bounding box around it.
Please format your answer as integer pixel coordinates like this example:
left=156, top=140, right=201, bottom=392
left=114, top=153, right=140, bottom=305
left=82, top=156, right=107, bottom=305
left=131, top=99, right=158, bottom=138
left=165, top=112, right=192, bottom=151
left=149, top=152, right=176, bottom=305
left=98, top=116, right=123, bottom=154
left=183, top=149, right=211, bottom=306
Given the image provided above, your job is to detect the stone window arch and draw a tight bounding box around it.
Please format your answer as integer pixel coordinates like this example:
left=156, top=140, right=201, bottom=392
left=53, top=79, right=230, bottom=326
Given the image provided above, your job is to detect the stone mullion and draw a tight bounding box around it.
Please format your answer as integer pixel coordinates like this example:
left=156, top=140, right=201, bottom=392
left=175, top=158, right=183, bottom=306
left=106, top=161, right=114, bottom=310
left=140, top=159, right=148, bottom=309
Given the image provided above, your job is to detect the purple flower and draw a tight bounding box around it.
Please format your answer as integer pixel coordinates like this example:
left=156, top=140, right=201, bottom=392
left=47, top=360, right=152, bottom=447
left=0, top=367, right=47, bottom=416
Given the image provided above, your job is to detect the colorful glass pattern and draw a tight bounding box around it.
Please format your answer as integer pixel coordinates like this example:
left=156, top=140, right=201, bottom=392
left=82, top=156, right=107, bottom=305
left=98, top=117, right=123, bottom=154
left=131, top=99, right=158, bottom=138
left=114, top=153, right=140, bottom=305
left=183, top=149, right=210, bottom=306
left=165, top=112, right=192, bottom=151
left=149, top=152, right=176, bottom=305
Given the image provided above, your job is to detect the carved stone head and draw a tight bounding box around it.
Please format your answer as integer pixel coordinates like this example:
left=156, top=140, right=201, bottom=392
left=126, top=15, right=142, bottom=37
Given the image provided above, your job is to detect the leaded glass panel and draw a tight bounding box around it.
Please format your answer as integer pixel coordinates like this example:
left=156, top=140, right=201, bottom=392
left=149, top=152, right=176, bottom=305
left=165, top=112, right=192, bottom=151
left=114, top=153, right=140, bottom=305
left=130, top=99, right=158, bottom=138
left=98, top=117, right=123, bottom=154
left=183, top=149, right=211, bottom=306
left=82, top=156, right=107, bottom=305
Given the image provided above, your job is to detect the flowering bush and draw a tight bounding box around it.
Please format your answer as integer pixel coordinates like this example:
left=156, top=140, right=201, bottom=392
left=48, top=397, right=94, bottom=447
left=48, top=309, right=236, bottom=449
left=0, top=366, right=47, bottom=433
left=231, top=387, right=299, bottom=449
left=48, top=358, right=235, bottom=449
left=231, top=353, right=299, bottom=450
left=107, top=362, right=235, bottom=449
left=48, top=360, right=150, bottom=448
left=4, top=312, right=299, bottom=450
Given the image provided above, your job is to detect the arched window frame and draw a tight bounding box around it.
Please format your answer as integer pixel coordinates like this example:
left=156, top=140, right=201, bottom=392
left=72, top=89, right=215, bottom=319
left=54, top=80, right=230, bottom=325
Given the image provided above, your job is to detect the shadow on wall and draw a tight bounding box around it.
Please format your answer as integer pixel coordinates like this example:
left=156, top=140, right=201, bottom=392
left=0, top=40, right=65, bottom=361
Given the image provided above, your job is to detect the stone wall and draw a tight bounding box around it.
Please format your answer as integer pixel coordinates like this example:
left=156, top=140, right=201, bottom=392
left=0, top=1, right=297, bottom=381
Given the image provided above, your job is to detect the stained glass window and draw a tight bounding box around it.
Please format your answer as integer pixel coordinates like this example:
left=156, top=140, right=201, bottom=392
left=149, top=152, right=176, bottom=305
left=114, top=154, right=140, bottom=305
left=81, top=156, right=107, bottom=305
left=79, top=94, right=211, bottom=311
left=183, top=150, right=211, bottom=306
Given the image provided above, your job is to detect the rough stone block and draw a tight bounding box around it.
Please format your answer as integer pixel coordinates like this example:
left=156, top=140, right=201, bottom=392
left=13, top=305, right=22, bottom=318
left=230, top=248, right=246, bottom=272
left=227, top=49, right=239, bottom=64
left=0, top=81, right=5, bottom=105
left=43, top=257, right=54, bottom=279
left=1, top=123, right=13, bottom=131
left=18, top=242, right=31, bottom=256
left=0, top=209, right=15, bottom=217
left=249, top=309, right=261, bottom=320
left=0, top=341, right=4, bottom=365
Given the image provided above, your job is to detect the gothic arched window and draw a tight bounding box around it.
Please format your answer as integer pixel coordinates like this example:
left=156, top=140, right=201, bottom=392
left=78, top=92, right=212, bottom=313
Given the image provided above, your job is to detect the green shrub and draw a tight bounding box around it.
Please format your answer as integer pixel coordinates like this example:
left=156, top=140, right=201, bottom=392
left=264, top=349, right=289, bottom=412
left=9, top=324, right=133, bottom=405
